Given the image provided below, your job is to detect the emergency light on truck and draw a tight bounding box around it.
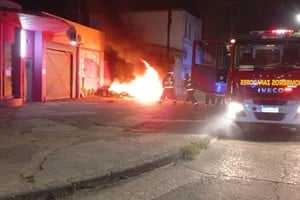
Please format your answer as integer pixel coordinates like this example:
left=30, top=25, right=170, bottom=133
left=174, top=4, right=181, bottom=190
left=250, top=29, right=294, bottom=37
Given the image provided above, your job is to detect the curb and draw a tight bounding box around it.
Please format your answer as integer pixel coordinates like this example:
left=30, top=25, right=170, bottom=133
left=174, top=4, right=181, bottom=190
left=0, top=152, right=183, bottom=200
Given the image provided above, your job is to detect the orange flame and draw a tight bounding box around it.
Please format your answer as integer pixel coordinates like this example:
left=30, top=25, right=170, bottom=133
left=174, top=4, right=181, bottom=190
left=108, top=60, right=163, bottom=103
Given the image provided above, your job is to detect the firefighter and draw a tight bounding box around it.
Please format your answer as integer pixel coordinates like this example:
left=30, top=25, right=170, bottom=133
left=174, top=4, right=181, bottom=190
left=205, top=94, right=216, bottom=108
left=183, top=73, right=198, bottom=106
left=158, top=71, right=176, bottom=105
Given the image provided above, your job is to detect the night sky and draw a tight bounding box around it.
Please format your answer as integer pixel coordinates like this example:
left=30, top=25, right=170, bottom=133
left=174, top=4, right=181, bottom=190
left=11, top=0, right=300, bottom=39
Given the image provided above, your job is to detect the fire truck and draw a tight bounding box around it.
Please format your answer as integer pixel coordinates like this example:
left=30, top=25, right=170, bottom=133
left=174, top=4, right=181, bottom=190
left=226, top=29, right=300, bottom=130
left=191, top=40, right=230, bottom=107
left=192, top=29, right=300, bottom=130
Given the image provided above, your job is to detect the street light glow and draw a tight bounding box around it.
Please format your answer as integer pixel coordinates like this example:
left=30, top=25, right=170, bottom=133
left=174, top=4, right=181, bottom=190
left=296, top=14, right=300, bottom=23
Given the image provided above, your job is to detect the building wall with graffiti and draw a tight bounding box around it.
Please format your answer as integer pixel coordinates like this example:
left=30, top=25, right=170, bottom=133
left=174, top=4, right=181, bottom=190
left=44, top=17, right=105, bottom=99
left=80, top=49, right=100, bottom=96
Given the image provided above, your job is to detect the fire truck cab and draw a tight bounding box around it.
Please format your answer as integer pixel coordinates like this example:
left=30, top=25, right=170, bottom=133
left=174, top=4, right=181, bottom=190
left=191, top=40, right=230, bottom=107
left=226, top=29, right=300, bottom=130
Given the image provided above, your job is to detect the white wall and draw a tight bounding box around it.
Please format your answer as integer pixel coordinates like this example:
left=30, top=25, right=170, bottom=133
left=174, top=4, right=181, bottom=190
left=122, top=10, right=200, bottom=50
left=121, top=9, right=202, bottom=96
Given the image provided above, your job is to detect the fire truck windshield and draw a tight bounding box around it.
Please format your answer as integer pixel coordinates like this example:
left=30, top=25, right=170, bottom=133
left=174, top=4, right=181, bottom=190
left=235, top=43, right=300, bottom=71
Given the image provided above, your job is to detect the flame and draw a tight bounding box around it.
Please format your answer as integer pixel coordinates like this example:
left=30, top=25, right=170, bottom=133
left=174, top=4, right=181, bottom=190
left=108, top=60, right=163, bottom=103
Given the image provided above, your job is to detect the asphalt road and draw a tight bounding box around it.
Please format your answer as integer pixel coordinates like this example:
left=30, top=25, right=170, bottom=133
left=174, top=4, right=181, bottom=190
left=60, top=100, right=300, bottom=200
left=0, top=96, right=217, bottom=200
left=68, top=140, right=300, bottom=200
left=62, top=138, right=300, bottom=200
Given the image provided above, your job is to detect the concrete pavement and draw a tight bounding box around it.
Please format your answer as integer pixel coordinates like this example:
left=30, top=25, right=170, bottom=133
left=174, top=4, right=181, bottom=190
left=0, top=97, right=212, bottom=200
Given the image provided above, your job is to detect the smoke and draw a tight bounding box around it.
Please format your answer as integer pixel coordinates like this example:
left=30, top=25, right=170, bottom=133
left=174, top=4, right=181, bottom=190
left=85, top=0, right=152, bottom=82
left=200, top=111, right=244, bottom=139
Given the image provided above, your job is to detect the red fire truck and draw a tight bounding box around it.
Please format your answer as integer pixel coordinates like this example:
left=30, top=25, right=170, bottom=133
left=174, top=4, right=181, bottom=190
left=192, top=29, right=300, bottom=131
left=226, top=29, right=300, bottom=130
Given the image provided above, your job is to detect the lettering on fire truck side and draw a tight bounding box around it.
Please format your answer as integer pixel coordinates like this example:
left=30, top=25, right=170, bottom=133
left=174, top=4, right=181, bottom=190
left=257, top=87, right=285, bottom=93
left=240, top=79, right=300, bottom=87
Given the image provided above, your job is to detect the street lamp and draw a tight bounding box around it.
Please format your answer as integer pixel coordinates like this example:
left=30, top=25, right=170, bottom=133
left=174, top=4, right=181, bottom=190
left=296, top=14, right=300, bottom=24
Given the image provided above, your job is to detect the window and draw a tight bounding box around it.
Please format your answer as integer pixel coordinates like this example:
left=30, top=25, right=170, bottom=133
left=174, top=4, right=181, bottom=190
left=184, top=20, right=188, bottom=38
left=236, top=43, right=300, bottom=70
left=188, top=22, right=191, bottom=40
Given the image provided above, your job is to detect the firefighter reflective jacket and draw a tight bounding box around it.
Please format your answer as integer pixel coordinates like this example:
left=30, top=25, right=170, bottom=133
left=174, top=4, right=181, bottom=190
left=163, top=74, right=175, bottom=88
left=184, top=76, right=194, bottom=91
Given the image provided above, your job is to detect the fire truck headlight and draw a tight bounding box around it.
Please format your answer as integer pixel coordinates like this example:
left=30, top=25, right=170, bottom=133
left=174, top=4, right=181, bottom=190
left=228, top=102, right=244, bottom=113
left=297, top=106, right=300, bottom=114
left=226, top=102, right=244, bottom=120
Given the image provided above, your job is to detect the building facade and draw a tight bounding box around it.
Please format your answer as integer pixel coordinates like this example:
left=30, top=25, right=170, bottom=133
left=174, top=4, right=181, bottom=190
left=121, top=9, right=202, bottom=95
left=0, top=1, right=105, bottom=107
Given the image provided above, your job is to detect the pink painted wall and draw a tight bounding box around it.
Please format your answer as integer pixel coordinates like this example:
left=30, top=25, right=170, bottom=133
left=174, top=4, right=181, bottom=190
left=32, top=31, right=45, bottom=102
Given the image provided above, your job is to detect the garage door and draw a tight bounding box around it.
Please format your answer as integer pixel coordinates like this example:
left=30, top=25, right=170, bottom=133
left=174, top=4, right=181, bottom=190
left=46, top=49, right=72, bottom=100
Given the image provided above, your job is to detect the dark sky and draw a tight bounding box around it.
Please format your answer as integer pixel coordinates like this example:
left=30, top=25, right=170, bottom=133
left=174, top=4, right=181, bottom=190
left=11, top=0, right=300, bottom=39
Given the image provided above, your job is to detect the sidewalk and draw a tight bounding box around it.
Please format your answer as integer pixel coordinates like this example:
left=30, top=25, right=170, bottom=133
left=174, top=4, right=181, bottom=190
left=0, top=97, right=211, bottom=200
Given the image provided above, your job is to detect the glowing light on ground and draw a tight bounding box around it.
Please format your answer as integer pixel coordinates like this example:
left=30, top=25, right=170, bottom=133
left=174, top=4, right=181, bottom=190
left=109, top=60, right=163, bottom=103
